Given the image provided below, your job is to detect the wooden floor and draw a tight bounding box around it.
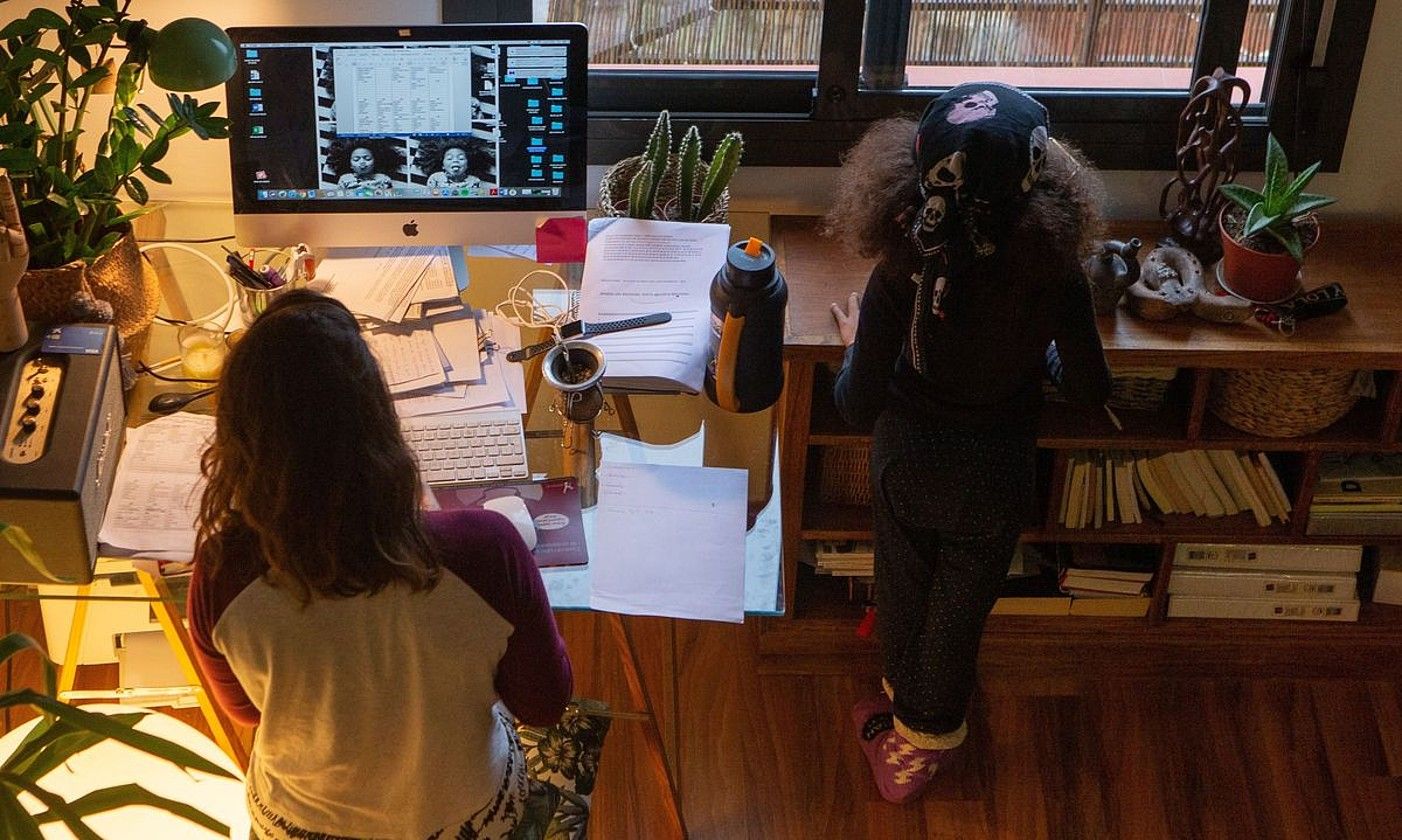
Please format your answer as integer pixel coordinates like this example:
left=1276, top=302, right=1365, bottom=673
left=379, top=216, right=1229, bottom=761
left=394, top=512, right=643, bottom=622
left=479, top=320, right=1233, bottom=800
left=5, top=599, right=1401, bottom=839
left=558, top=614, right=1402, bottom=840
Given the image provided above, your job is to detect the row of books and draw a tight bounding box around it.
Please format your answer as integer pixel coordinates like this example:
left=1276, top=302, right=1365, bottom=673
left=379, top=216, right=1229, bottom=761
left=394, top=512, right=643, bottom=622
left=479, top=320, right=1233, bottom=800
left=1307, top=453, right=1402, bottom=536
left=1058, top=449, right=1291, bottom=530
left=1167, top=543, right=1361, bottom=622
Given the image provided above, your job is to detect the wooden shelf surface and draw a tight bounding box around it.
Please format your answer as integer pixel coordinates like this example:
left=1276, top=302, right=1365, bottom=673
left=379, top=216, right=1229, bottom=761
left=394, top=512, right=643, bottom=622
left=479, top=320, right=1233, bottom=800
left=777, top=215, right=1402, bottom=372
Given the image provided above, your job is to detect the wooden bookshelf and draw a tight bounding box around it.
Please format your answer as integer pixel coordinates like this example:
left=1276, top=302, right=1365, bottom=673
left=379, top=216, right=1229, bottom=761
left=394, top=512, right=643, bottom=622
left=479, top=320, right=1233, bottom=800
left=766, top=215, right=1402, bottom=675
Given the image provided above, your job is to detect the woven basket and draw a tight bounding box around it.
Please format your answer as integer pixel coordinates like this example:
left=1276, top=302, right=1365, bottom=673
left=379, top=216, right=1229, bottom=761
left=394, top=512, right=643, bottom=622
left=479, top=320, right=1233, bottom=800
left=1209, top=368, right=1360, bottom=437
left=16, top=231, right=160, bottom=341
left=1045, top=367, right=1178, bottom=412
left=819, top=443, right=872, bottom=507
left=598, top=154, right=729, bottom=223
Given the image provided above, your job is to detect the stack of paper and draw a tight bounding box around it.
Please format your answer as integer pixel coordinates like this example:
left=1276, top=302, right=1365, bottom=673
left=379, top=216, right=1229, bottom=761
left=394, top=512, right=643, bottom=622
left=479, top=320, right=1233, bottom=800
left=579, top=218, right=730, bottom=394
left=319, top=246, right=461, bottom=324
left=388, top=309, right=526, bottom=418
left=98, top=413, right=214, bottom=562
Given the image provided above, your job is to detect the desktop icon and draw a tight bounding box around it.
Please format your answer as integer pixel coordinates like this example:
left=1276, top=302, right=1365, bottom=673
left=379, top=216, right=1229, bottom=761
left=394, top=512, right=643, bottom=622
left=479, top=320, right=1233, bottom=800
left=402, top=220, right=420, bottom=237
left=245, top=49, right=259, bottom=58
left=249, top=87, right=262, bottom=98
left=251, top=125, right=264, bottom=136
left=255, top=169, right=268, bottom=181
left=431, top=189, right=441, bottom=196
left=277, top=190, right=289, bottom=198
left=249, top=69, right=261, bottom=81
left=307, top=190, right=317, bottom=198
left=251, top=103, right=265, bottom=114
left=258, top=190, right=268, bottom=199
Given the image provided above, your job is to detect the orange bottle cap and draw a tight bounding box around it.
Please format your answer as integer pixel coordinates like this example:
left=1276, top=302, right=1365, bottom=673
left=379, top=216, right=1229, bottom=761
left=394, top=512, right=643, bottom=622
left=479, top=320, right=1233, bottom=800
left=743, top=237, right=764, bottom=258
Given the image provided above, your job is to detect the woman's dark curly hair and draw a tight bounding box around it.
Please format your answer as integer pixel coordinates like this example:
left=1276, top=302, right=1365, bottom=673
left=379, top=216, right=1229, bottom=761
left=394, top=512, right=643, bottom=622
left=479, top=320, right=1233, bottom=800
left=413, top=136, right=494, bottom=179
left=824, top=116, right=1105, bottom=277
left=324, top=136, right=406, bottom=177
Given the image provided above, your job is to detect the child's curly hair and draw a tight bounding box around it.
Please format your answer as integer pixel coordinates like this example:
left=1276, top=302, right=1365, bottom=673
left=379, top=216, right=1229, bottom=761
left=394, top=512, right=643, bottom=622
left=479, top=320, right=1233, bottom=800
left=824, top=117, right=1105, bottom=276
left=324, top=137, right=405, bottom=177
left=413, top=136, right=494, bottom=179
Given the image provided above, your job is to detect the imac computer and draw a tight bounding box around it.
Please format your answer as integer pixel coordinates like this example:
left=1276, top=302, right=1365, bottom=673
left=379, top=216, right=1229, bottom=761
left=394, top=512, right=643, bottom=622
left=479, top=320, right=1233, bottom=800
left=224, top=24, right=587, bottom=247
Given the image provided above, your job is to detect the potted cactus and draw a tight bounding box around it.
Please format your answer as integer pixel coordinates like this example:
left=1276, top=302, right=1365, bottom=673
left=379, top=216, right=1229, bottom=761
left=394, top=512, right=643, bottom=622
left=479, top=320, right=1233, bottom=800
left=598, top=111, right=742, bottom=223
left=1217, top=133, right=1335, bottom=303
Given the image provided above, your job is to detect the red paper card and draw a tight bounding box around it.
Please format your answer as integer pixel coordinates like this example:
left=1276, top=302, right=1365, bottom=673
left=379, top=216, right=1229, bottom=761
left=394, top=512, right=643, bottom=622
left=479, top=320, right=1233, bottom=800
left=535, top=216, right=587, bottom=264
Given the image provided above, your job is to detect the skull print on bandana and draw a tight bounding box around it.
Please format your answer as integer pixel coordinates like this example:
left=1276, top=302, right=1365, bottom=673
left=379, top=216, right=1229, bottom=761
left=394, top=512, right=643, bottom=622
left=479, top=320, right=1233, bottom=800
left=906, top=83, right=1050, bottom=374
left=946, top=90, right=999, bottom=125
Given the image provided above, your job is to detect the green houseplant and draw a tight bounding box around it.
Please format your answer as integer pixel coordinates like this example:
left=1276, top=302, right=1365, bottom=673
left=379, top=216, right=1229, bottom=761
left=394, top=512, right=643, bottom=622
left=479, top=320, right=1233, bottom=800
left=599, top=111, right=743, bottom=223
left=1217, top=133, right=1335, bottom=303
left=0, top=0, right=233, bottom=336
left=0, top=631, right=235, bottom=834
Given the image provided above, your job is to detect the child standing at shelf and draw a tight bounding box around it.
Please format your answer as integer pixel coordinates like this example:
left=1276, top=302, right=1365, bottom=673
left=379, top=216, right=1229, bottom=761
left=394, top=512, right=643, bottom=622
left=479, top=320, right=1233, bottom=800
left=827, top=82, right=1112, bottom=803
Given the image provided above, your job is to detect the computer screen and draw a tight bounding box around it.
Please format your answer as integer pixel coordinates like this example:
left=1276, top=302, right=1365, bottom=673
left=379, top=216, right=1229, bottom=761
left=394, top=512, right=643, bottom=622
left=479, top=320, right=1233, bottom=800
left=225, top=24, right=587, bottom=246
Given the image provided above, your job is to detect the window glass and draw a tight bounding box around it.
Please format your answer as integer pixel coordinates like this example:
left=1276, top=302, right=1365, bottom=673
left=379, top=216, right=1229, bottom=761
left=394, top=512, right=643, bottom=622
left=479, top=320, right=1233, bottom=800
left=547, top=0, right=824, bottom=69
left=1239, top=0, right=1279, bottom=101
left=903, top=0, right=1209, bottom=90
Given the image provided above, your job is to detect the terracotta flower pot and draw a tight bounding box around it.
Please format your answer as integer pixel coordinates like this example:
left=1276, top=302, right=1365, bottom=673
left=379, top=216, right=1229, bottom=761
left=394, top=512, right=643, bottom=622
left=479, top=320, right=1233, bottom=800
left=16, top=231, right=161, bottom=340
left=1217, top=205, right=1316, bottom=304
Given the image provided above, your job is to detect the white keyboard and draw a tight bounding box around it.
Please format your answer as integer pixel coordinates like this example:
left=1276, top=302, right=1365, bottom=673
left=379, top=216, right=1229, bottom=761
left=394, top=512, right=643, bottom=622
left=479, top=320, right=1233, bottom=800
left=402, top=409, right=529, bottom=485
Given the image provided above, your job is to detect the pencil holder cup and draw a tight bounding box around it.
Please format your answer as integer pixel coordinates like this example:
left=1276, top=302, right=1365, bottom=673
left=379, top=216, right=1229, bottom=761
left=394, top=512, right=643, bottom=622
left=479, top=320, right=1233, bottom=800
left=234, top=275, right=305, bottom=324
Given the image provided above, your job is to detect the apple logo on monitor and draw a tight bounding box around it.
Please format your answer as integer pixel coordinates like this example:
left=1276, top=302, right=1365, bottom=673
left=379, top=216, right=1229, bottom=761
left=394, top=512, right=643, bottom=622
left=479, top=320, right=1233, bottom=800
left=402, top=219, right=419, bottom=237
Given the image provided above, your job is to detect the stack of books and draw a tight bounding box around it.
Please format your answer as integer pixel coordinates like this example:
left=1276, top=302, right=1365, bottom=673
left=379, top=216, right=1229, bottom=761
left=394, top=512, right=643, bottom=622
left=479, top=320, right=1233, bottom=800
left=1056, top=545, right=1156, bottom=617
left=1058, top=449, right=1291, bottom=529
left=809, top=541, right=875, bottom=578
left=1307, top=453, right=1402, bottom=536
left=1167, top=543, right=1362, bottom=621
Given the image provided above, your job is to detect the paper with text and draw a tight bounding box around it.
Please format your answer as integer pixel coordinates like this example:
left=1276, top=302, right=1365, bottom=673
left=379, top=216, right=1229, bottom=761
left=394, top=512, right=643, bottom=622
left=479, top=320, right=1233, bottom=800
left=589, top=462, right=747, bottom=622
left=580, top=218, right=729, bottom=393
left=98, top=413, right=214, bottom=558
left=320, top=246, right=435, bottom=323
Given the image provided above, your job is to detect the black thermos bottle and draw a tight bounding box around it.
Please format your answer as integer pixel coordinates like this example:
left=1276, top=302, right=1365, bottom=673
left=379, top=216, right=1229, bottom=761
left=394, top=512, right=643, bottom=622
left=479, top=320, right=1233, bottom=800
left=705, top=237, right=788, bottom=412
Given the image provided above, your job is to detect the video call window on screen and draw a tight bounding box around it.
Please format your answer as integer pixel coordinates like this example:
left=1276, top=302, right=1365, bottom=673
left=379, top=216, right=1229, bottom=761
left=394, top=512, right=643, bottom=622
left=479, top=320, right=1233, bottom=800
left=238, top=37, right=574, bottom=202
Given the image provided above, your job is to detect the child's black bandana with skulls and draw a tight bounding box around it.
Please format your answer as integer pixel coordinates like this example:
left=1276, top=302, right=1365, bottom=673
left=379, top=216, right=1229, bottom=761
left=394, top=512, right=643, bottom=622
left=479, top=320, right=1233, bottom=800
left=906, top=82, right=1050, bottom=373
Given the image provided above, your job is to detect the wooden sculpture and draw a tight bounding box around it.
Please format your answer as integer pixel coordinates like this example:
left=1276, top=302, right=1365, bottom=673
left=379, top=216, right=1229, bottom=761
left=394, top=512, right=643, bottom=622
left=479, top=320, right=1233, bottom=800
left=1159, top=68, right=1252, bottom=264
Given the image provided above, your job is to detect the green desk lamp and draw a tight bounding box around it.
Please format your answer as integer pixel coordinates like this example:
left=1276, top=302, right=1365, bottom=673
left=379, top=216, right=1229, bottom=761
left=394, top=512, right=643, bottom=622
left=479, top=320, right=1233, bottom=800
left=121, top=17, right=237, bottom=92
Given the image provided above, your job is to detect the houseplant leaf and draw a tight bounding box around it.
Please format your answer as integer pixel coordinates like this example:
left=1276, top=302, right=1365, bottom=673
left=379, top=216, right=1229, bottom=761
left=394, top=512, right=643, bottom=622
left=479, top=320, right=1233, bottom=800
left=1288, top=193, right=1336, bottom=217
left=1262, top=133, right=1290, bottom=215
left=0, top=784, right=45, bottom=840
left=0, top=774, right=103, bottom=840
left=0, top=690, right=237, bottom=780
left=1243, top=205, right=1277, bottom=238
left=33, top=783, right=231, bottom=834
left=1266, top=223, right=1305, bottom=262
left=1216, top=183, right=1261, bottom=213
left=1278, top=160, right=1320, bottom=208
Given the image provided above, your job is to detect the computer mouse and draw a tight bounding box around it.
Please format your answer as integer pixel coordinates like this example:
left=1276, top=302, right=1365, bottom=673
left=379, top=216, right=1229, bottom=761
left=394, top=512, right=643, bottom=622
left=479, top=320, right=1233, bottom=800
left=482, top=496, right=537, bottom=551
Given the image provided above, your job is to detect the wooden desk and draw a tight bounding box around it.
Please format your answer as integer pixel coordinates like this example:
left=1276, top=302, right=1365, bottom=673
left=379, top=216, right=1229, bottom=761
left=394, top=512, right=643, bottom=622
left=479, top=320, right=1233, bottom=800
left=765, top=215, right=1402, bottom=676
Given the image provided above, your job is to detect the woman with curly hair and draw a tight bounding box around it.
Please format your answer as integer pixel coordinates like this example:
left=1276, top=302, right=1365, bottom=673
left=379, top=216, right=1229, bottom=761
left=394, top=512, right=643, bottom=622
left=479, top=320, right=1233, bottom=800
left=325, top=136, right=403, bottom=190
left=826, top=83, right=1111, bottom=804
left=187, top=290, right=571, bottom=838
left=415, top=136, right=495, bottom=190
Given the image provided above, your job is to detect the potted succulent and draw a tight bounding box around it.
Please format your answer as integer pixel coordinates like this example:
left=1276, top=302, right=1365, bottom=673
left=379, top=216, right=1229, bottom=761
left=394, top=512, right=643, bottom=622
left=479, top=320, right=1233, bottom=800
left=0, top=631, right=236, bottom=834
left=598, top=111, right=742, bottom=223
left=1217, top=133, right=1335, bottom=303
left=0, top=1, right=234, bottom=340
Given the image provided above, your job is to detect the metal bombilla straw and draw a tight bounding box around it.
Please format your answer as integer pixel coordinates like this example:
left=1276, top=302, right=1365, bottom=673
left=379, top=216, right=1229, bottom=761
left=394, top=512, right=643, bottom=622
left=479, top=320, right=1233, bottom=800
left=542, top=339, right=606, bottom=507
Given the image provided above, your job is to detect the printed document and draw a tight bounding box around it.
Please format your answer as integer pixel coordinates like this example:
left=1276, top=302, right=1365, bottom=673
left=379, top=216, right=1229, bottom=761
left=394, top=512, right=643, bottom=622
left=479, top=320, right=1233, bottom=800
left=98, top=413, right=214, bottom=559
left=319, top=246, right=435, bottom=323
left=579, top=218, right=730, bottom=393
left=589, top=462, right=747, bottom=622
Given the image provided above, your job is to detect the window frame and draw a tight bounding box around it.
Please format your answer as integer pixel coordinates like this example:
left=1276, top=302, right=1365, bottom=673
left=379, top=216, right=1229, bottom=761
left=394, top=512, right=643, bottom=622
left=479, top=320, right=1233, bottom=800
left=574, top=0, right=1377, bottom=171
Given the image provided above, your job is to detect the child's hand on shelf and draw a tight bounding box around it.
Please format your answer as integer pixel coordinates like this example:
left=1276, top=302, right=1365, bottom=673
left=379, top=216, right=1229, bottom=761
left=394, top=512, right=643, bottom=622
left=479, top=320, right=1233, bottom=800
left=831, top=292, right=861, bottom=347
